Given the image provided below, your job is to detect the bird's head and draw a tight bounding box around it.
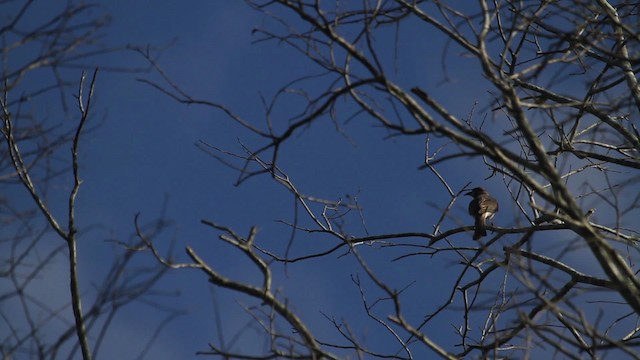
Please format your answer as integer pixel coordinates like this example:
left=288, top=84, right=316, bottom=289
left=465, top=187, right=487, bottom=197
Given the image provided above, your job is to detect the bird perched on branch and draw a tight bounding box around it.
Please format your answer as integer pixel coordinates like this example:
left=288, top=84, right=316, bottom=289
left=466, top=187, right=499, bottom=240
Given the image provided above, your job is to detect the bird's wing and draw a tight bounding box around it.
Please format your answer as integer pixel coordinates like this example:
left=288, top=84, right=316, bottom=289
left=478, top=196, right=497, bottom=213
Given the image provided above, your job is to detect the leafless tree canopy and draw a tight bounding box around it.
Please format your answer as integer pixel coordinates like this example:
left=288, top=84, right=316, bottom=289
left=1, top=3, right=170, bottom=359
left=142, top=1, right=640, bottom=359
left=3, top=0, right=640, bottom=359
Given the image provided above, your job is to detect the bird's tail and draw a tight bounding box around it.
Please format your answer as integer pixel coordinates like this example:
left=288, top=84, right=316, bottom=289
left=473, top=217, right=487, bottom=240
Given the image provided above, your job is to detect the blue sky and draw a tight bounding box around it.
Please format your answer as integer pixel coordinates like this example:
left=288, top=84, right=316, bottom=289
left=5, top=1, right=622, bottom=359
left=93, top=3, right=485, bottom=356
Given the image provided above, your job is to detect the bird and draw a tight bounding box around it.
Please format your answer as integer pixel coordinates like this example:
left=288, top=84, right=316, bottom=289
left=466, top=187, right=499, bottom=240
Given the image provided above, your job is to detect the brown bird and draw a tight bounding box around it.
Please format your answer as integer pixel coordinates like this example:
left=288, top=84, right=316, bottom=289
left=466, top=187, right=499, bottom=240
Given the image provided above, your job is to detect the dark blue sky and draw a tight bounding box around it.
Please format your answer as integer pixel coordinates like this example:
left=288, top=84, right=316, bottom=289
left=88, top=3, right=485, bottom=357
left=5, top=1, right=601, bottom=359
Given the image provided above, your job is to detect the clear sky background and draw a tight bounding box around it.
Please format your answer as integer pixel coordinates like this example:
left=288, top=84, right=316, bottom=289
left=3, top=1, right=609, bottom=359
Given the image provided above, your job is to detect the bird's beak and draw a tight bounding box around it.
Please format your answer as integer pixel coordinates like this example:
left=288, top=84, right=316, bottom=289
left=464, top=190, right=473, bottom=196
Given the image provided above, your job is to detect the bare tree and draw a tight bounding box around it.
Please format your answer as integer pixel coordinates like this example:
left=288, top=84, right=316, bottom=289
left=0, top=2, right=172, bottom=359
left=5, top=1, right=639, bottom=359
left=140, top=0, right=640, bottom=359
